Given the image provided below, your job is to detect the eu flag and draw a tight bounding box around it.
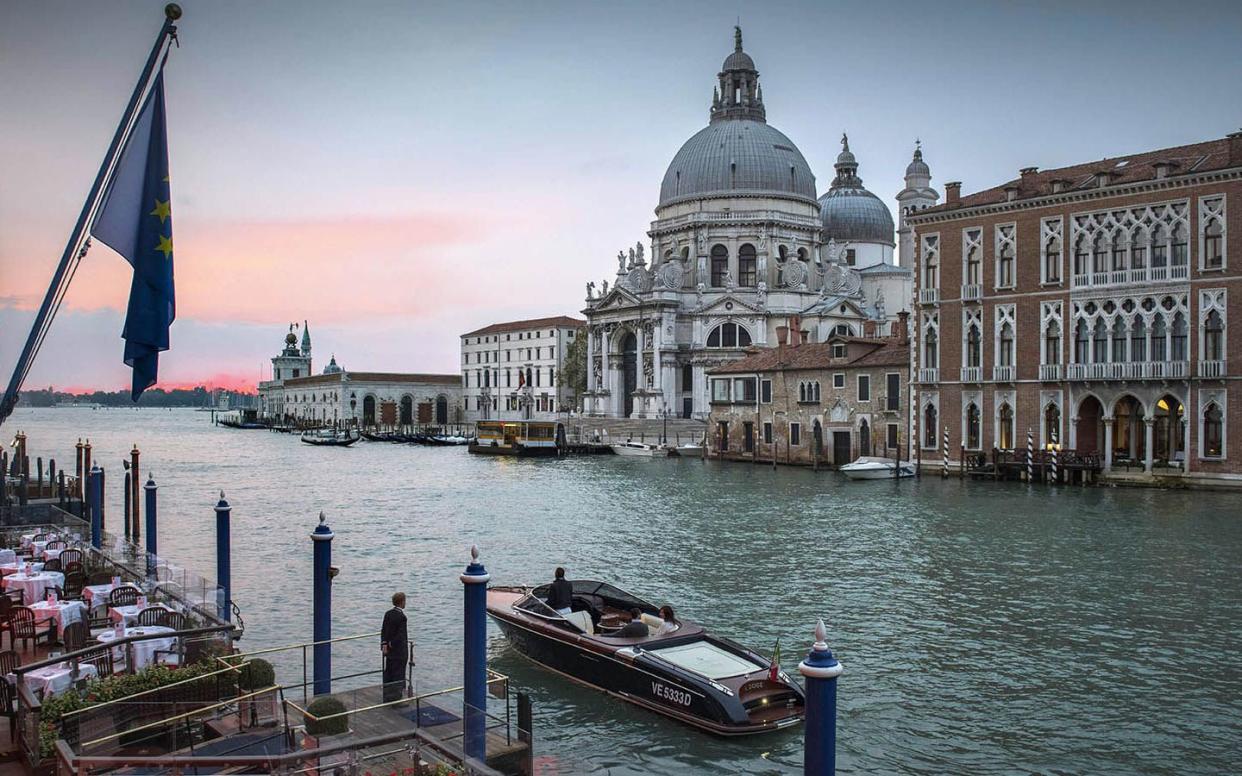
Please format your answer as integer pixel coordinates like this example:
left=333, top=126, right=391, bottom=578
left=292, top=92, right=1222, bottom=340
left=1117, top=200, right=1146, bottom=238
left=91, top=71, right=175, bottom=401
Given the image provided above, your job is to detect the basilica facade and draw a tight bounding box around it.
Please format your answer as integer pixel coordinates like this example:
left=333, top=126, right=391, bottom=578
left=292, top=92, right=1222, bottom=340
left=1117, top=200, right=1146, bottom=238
left=581, top=28, right=936, bottom=420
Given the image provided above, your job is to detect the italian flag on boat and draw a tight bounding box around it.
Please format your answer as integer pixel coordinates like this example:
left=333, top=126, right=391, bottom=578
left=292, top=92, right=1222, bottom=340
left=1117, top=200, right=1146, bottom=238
left=768, top=637, right=781, bottom=681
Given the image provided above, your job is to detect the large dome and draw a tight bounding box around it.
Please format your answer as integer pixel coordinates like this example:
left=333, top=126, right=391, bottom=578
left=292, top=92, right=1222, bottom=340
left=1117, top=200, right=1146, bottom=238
left=819, top=187, right=895, bottom=245
left=659, top=119, right=818, bottom=209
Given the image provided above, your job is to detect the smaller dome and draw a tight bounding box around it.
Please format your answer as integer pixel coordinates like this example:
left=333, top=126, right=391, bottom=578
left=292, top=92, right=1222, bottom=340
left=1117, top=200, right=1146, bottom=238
left=722, top=49, right=755, bottom=71
left=906, top=145, right=930, bottom=178
left=285, top=332, right=297, bottom=346
left=819, top=187, right=895, bottom=246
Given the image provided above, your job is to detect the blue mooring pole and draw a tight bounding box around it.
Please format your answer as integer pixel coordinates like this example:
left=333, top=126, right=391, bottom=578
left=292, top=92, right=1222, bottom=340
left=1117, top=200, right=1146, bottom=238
left=215, top=492, right=232, bottom=622
left=144, top=475, right=158, bottom=577
left=311, top=511, right=334, bottom=696
left=801, top=618, right=844, bottom=776
left=88, top=465, right=103, bottom=549
left=461, top=544, right=490, bottom=762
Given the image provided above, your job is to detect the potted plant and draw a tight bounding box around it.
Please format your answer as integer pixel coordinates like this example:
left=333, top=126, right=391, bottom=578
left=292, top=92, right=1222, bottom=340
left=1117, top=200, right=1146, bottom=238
left=302, top=694, right=349, bottom=748
left=237, top=658, right=276, bottom=726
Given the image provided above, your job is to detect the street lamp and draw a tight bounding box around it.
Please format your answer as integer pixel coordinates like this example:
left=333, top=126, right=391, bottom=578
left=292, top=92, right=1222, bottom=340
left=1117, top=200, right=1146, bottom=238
left=661, top=402, right=669, bottom=446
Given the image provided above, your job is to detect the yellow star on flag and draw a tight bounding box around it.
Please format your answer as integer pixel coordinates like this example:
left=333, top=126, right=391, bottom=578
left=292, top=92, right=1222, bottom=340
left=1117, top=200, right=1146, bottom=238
left=155, top=234, right=174, bottom=259
left=150, top=199, right=171, bottom=224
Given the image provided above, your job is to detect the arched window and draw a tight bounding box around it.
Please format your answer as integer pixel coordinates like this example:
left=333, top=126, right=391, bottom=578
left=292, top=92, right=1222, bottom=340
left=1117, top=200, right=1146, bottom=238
left=1151, top=316, right=1168, bottom=361
left=1204, top=220, right=1224, bottom=269
left=924, top=328, right=938, bottom=367
left=1203, top=403, right=1224, bottom=457
left=1171, top=224, right=1188, bottom=266
left=1074, top=319, right=1089, bottom=363
left=1092, top=319, right=1108, bottom=363
left=998, top=242, right=1014, bottom=287
left=859, top=419, right=871, bottom=456
left=924, top=241, right=939, bottom=287
left=1074, top=235, right=1089, bottom=277
left=813, top=381, right=821, bottom=402
left=966, top=403, right=981, bottom=450
left=1130, top=228, right=1148, bottom=269
left=710, top=244, right=728, bottom=287
left=1171, top=312, right=1188, bottom=361
left=1044, top=237, right=1061, bottom=282
left=738, top=244, right=757, bottom=287
left=1111, top=233, right=1127, bottom=271
left=965, top=245, right=981, bottom=284
left=1151, top=226, right=1168, bottom=268
left=1111, top=318, right=1127, bottom=363
left=998, top=403, right=1014, bottom=450
left=1204, top=310, right=1224, bottom=361
left=966, top=324, right=982, bottom=368
left=1044, top=322, right=1061, bottom=365
left=998, top=323, right=1014, bottom=367
left=799, top=382, right=806, bottom=402
left=924, top=404, right=938, bottom=448
left=1093, top=233, right=1108, bottom=276
left=706, top=322, right=752, bottom=349
left=1131, top=315, right=1147, bottom=362
left=1044, top=403, right=1061, bottom=444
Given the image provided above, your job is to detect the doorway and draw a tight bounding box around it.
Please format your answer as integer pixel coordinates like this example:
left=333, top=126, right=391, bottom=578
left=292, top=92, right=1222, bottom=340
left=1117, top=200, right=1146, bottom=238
left=832, top=431, right=852, bottom=466
left=621, top=332, right=637, bottom=417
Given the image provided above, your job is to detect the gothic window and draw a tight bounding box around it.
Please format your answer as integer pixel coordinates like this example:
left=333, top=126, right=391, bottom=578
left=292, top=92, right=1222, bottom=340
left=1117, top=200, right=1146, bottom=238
left=924, top=403, right=938, bottom=448
left=1204, top=221, right=1224, bottom=269
left=966, top=403, right=982, bottom=450
left=998, top=323, right=1014, bottom=367
left=1074, top=235, right=1090, bottom=278
left=1203, top=403, right=1224, bottom=457
left=965, top=237, right=981, bottom=285
left=814, top=382, right=822, bottom=402
left=1111, top=237, right=1126, bottom=271
left=1044, top=323, right=1061, bottom=365
left=922, top=235, right=939, bottom=288
left=1044, top=403, right=1061, bottom=444
left=706, top=322, right=752, bottom=349
left=998, top=403, right=1014, bottom=450
left=966, top=323, right=982, bottom=368
left=1111, top=319, right=1127, bottom=363
left=995, top=224, right=1016, bottom=288
left=799, top=382, right=806, bottom=402
left=738, top=244, right=757, bottom=287
left=1092, top=319, right=1108, bottom=363
left=1172, top=224, right=1189, bottom=267
left=1044, top=238, right=1061, bottom=282
left=1200, top=196, right=1226, bottom=270
left=711, top=244, right=728, bottom=287
left=1204, top=310, right=1224, bottom=361
left=1131, top=315, right=1147, bottom=362
left=924, top=328, right=938, bottom=368
left=1171, top=312, right=1188, bottom=361
left=1151, top=226, right=1168, bottom=268
left=1151, top=316, right=1168, bottom=361
left=1092, top=233, right=1108, bottom=276
left=1131, top=229, right=1147, bottom=269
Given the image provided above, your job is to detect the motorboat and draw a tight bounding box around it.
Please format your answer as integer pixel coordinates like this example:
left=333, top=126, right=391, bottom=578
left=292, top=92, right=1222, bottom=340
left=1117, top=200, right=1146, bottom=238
left=840, top=456, right=915, bottom=480
left=300, top=429, right=359, bottom=447
left=487, top=581, right=804, bottom=736
left=672, top=442, right=704, bottom=457
left=610, top=441, right=669, bottom=457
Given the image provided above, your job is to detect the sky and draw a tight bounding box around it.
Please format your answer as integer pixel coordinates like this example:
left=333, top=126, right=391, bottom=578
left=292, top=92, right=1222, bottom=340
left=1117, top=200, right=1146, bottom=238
left=2, top=0, right=1240, bottom=392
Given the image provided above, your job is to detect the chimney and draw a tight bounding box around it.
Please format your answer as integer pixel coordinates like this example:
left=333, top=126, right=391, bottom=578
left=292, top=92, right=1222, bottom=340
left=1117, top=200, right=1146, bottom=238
left=800, top=329, right=811, bottom=346
left=776, top=325, right=788, bottom=364
left=788, top=314, right=803, bottom=347
left=896, top=310, right=910, bottom=345
left=863, top=319, right=877, bottom=338
left=1020, top=166, right=1039, bottom=179
left=1051, top=178, right=1069, bottom=194
left=945, top=181, right=961, bottom=205
left=1230, top=131, right=1242, bottom=166
left=1004, top=185, right=1020, bottom=202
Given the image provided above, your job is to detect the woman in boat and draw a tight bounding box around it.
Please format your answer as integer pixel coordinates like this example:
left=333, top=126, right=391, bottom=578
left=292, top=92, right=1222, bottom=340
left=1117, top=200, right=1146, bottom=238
left=657, top=605, right=679, bottom=635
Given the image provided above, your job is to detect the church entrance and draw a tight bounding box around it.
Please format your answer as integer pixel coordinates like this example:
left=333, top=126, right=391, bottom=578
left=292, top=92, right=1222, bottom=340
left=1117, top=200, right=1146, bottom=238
left=436, top=395, right=448, bottom=425
left=621, top=332, right=637, bottom=417
left=363, top=395, right=376, bottom=427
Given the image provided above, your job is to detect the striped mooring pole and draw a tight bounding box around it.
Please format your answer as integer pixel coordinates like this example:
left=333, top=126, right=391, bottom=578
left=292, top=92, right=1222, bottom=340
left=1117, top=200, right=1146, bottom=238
left=941, top=426, right=949, bottom=478
left=1026, top=428, right=1034, bottom=481
left=1050, top=429, right=1059, bottom=485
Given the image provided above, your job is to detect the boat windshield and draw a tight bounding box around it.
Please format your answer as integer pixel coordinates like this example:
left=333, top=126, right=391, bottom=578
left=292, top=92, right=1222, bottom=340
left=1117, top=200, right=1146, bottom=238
left=649, top=641, right=762, bottom=680
left=569, top=581, right=657, bottom=611
left=515, top=593, right=563, bottom=619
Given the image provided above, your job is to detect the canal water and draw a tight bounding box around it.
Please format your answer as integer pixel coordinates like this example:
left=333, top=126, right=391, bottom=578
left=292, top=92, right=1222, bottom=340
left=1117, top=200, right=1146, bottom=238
left=8, top=407, right=1242, bottom=774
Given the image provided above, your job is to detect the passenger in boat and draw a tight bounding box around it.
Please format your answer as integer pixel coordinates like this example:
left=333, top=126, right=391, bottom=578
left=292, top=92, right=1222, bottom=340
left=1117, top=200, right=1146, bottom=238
left=381, top=592, right=409, bottom=702
left=547, top=567, right=573, bottom=616
left=616, top=608, right=649, bottom=638
left=657, top=605, right=679, bottom=635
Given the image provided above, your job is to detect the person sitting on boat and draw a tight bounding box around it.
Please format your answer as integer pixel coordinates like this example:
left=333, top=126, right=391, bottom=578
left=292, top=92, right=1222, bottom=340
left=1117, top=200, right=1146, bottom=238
left=656, top=605, right=679, bottom=635
left=616, top=608, right=649, bottom=638
left=547, top=567, right=573, bottom=616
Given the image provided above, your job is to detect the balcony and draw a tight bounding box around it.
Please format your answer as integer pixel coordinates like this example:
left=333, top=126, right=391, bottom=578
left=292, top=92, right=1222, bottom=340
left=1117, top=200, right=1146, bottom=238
left=1039, top=364, right=1063, bottom=381
left=1199, top=359, right=1226, bottom=378
left=1071, top=263, right=1190, bottom=290
left=917, top=367, right=940, bottom=383
left=992, top=365, right=1016, bottom=382
left=960, top=366, right=982, bottom=383
left=1066, top=360, right=1189, bottom=380
left=960, top=284, right=982, bottom=302
left=918, top=288, right=940, bottom=305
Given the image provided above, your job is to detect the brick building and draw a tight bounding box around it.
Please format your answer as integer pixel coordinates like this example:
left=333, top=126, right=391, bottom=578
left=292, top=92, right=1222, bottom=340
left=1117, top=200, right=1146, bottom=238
left=707, top=322, right=910, bottom=466
left=908, top=132, right=1241, bottom=484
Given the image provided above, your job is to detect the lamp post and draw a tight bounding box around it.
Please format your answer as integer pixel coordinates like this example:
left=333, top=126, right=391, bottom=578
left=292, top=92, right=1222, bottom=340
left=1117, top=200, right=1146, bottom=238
left=661, top=402, right=669, bottom=446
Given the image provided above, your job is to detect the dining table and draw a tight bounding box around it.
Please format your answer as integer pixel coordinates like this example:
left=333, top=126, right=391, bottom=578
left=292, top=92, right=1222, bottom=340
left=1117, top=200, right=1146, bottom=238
left=29, top=599, right=89, bottom=637
left=96, top=626, right=177, bottom=670
left=1, top=570, right=65, bottom=604
left=18, top=662, right=99, bottom=698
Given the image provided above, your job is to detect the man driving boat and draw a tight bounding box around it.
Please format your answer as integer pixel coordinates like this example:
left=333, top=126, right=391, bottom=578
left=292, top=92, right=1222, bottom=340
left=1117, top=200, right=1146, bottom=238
left=547, top=566, right=573, bottom=615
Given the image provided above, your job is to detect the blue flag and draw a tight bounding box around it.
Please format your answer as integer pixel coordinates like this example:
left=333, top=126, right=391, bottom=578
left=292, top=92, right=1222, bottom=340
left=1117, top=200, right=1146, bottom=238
left=91, top=71, right=175, bottom=401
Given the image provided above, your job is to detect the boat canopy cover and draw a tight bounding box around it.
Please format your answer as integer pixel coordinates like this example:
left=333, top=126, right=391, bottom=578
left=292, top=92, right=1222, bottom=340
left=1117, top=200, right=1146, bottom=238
left=650, top=641, right=762, bottom=680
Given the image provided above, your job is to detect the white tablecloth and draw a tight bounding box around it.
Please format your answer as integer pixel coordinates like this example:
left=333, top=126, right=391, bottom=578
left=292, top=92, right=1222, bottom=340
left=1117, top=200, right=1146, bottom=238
left=42, top=548, right=64, bottom=561
left=0, top=562, right=44, bottom=577
left=2, top=571, right=64, bottom=604
left=0, top=549, right=15, bottom=565
left=83, top=583, right=127, bottom=610
left=109, top=603, right=170, bottom=627
left=97, top=626, right=175, bottom=670
left=21, top=662, right=99, bottom=697
left=29, top=600, right=88, bottom=636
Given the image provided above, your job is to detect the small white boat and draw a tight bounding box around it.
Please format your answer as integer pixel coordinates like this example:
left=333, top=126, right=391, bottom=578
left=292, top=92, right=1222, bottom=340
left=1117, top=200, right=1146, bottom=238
left=674, top=443, right=704, bottom=457
left=610, top=441, right=670, bottom=457
left=840, top=456, right=915, bottom=480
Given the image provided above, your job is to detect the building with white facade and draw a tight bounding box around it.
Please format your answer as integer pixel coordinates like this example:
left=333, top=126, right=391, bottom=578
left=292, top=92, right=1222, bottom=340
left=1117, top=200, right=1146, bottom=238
left=460, top=315, right=586, bottom=422
left=581, top=28, right=926, bottom=420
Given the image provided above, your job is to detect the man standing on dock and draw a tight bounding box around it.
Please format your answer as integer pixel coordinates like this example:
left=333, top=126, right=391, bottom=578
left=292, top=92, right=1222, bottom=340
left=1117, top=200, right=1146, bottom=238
left=381, top=592, right=409, bottom=702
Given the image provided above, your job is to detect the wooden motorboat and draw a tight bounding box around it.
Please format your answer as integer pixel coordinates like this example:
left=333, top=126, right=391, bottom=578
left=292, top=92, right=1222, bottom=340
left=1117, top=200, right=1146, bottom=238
left=300, top=429, right=359, bottom=447
left=610, top=441, right=669, bottom=457
left=840, top=456, right=915, bottom=480
left=487, top=581, right=804, bottom=736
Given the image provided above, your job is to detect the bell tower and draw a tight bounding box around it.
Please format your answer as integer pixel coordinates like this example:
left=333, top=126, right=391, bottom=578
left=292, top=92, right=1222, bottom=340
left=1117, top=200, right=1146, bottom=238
left=896, top=140, right=939, bottom=270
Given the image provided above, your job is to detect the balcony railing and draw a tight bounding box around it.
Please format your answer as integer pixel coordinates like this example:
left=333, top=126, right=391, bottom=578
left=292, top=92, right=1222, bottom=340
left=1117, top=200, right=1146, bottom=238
left=1071, top=263, right=1190, bottom=290
left=917, top=367, right=939, bottom=383
left=961, top=284, right=982, bottom=302
left=918, top=288, right=940, bottom=305
left=992, top=365, right=1016, bottom=382
left=1039, top=364, right=1062, bottom=381
left=960, top=366, right=982, bottom=383
left=1199, top=359, right=1226, bottom=378
left=1066, top=360, right=1189, bottom=380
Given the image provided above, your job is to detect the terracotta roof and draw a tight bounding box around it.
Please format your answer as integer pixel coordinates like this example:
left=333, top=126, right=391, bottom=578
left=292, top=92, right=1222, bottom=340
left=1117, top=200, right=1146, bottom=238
left=918, top=135, right=1240, bottom=216
left=285, top=372, right=460, bottom=386
left=280, top=374, right=339, bottom=387
left=463, top=316, right=586, bottom=337
left=711, top=338, right=908, bottom=374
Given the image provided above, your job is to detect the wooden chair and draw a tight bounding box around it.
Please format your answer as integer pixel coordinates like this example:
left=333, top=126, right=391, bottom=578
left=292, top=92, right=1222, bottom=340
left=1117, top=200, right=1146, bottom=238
left=0, top=649, right=19, bottom=676
left=87, top=571, right=113, bottom=586
left=61, top=621, right=88, bottom=652
left=30, top=533, right=47, bottom=542
left=42, top=558, right=61, bottom=573
left=136, top=607, right=168, bottom=627
left=108, top=586, right=139, bottom=607
left=63, top=572, right=86, bottom=600
left=0, top=670, right=15, bottom=736
left=80, top=646, right=114, bottom=677
left=58, top=549, right=83, bottom=568
left=163, top=612, right=188, bottom=631
left=0, top=597, right=12, bottom=650
left=10, top=607, right=51, bottom=653
left=62, top=561, right=84, bottom=577
left=45, top=541, right=67, bottom=551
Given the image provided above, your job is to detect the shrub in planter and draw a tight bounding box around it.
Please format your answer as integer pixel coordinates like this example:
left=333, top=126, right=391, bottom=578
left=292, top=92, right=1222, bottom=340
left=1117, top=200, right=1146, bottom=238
left=237, top=658, right=276, bottom=690
left=304, top=695, right=349, bottom=736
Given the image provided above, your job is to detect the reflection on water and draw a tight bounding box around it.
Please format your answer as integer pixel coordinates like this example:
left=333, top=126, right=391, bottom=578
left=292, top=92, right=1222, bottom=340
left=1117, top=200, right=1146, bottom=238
left=8, top=408, right=1242, bottom=774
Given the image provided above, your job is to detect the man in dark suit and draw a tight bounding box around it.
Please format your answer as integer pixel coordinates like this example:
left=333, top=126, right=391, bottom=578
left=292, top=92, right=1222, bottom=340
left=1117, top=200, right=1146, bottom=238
left=381, top=592, right=409, bottom=702
left=547, top=567, right=573, bottom=615
left=617, top=608, right=649, bottom=638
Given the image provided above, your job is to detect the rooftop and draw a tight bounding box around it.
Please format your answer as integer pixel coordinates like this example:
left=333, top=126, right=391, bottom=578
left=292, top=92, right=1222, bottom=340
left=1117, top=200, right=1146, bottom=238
left=711, top=336, right=908, bottom=374
left=285, top=372, right=461, bottom=386
left=916, top=134, right=1242, bottom=216
left=462, top=315, right=586, bottom=338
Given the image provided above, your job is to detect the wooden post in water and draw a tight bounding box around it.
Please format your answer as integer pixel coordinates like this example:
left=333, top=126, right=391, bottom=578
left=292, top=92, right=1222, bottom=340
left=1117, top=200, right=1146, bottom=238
left=130, top=446, right=141, bottom=541
left=82, top=440, right=92, bottom=496
left=959, top=445, right=965, bottom=480
left=123, top=465, right=132, bottom=541
left=37, top=457, right=43, bottom=496
left=99, top=467, right=106, bottom=533
left=48, top=459, right=55, bottom=497
left=517, top=691, right=534, bottom=776
left=75, top=439, right=84, bottom=499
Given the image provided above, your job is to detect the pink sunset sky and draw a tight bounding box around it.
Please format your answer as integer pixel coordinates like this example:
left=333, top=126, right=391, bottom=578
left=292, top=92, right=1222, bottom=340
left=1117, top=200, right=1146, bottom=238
left=2, top=0, right=1237, bottom=392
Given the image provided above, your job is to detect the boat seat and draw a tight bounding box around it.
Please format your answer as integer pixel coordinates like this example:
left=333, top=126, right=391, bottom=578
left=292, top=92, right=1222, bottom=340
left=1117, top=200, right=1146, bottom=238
left=565, top=609, right=594, bottom=635
left=640, top=613, right=665, bottom=633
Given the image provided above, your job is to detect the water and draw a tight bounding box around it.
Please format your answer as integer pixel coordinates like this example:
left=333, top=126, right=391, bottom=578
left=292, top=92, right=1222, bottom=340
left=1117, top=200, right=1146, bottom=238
left=7, top=407, right=1242, bottom=774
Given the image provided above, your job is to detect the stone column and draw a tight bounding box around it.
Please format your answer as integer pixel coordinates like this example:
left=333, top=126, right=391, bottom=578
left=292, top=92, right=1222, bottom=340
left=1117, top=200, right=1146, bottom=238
left=1143, top=418, right=1155, bottom=473
left=586, top=325, right=595, bottom=392
left=652, top=320, right=662, bottom=401
left=1102, top=418, right=1114, bottom=471
left=1069, top=415, right=1079, bottom=450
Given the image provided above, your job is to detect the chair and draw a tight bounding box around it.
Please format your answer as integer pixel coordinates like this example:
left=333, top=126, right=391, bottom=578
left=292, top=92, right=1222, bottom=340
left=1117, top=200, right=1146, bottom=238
left=108, top=586, right=139, bottom=607
left=87, top=571, right=113, bottom=586
left=61, top=621, right=88, bottom=652
left=0, top=649, right=19, bottom=676
left=10, top=607, right=51, bottom=652
left=59, top=549, right=83, bottom=568
left=45, top=541, right=67, bottom=551
left=62, top=561, right=84, bottom=577
left=163, top=612, right=188, bottom=631
left=42, top=558, right=61, bottom=573
left=63, top=572, right=86, bottom=600
left=0, top=671, right=15, bottom=736
left=80, top=646, right=114, bottom=677
left=30, top=534, right=47, bottom=542
left=136, top=607, right=168, bottom=627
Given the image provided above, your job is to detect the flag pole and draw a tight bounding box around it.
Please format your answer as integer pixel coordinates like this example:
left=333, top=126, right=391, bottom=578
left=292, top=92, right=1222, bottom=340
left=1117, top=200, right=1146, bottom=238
left=0, top=5, right=182, bottom=427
